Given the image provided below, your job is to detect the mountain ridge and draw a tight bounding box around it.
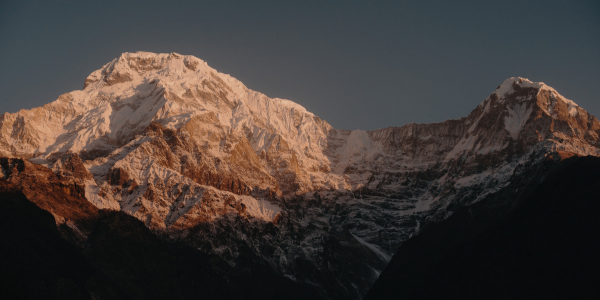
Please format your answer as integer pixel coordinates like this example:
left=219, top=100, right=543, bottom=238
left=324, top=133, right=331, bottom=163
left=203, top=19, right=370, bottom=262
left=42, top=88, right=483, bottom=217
left=1, top=51, right=599, bottom=299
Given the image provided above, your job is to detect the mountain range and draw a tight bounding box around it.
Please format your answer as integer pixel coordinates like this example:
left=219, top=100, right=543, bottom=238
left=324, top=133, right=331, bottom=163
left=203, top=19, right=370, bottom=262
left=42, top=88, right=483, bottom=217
left=1, top=51, right=599, bottom=299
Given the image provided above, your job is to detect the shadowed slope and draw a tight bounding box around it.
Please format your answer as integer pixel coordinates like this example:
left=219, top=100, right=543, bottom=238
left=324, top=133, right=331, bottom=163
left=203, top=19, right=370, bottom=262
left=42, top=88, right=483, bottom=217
left=0, top=162, right=323, bottom=300
left=365, top=156, right=600, bottom=300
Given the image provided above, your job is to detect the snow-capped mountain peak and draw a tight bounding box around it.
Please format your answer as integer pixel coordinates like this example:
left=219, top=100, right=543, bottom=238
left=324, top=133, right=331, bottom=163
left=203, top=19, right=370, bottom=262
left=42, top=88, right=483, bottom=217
left=492, top=76, right=579, bottom=114
left=1, top=52, right=599, bottom=299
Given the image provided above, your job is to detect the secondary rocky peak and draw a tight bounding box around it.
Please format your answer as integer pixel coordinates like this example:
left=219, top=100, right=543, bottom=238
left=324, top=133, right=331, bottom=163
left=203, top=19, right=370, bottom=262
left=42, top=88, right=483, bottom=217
left=479, top=77, right=599, bottom=146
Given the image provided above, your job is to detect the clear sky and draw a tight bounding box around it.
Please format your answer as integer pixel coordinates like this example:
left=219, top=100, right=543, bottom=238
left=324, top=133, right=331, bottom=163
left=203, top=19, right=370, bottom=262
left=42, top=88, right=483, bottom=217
left=1, top=0, right=598, bottom=130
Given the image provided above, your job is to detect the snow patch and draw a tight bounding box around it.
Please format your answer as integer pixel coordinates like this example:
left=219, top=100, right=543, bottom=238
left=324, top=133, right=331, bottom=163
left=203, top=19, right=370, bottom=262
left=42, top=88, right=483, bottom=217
left=351, top=232, right=391, bottom=262
left=495, top=77, right=517, bottom=97
left=238, top=196, right=281, bottom=222
left=337, top=129, right=380, bottom=160
left=504, top=103, right=533, bottom=140
left=84, top=180, right=120, bottom=209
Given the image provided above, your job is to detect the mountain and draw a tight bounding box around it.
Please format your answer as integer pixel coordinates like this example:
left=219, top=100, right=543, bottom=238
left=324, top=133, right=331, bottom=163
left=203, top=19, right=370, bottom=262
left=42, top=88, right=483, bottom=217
left=1, top=51, right=599, bottom=298
left=364, top=156, right=600, bottom=299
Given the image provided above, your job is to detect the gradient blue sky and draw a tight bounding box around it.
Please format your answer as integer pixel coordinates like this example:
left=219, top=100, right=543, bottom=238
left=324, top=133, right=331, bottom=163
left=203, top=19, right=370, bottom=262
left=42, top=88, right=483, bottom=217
left=1, top=0, right=598, bottom=130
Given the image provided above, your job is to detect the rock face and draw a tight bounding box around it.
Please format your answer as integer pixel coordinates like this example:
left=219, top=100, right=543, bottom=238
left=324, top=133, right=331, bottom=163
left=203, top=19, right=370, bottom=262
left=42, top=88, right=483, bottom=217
left=1, top=52, right=599, bottom=298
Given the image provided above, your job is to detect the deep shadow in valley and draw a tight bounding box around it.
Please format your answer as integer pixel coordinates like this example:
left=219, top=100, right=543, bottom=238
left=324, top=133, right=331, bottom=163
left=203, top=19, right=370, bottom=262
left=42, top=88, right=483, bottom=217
left=0, top=183, right=324, bottom=300
left=365, top=156, right=600, bottom=300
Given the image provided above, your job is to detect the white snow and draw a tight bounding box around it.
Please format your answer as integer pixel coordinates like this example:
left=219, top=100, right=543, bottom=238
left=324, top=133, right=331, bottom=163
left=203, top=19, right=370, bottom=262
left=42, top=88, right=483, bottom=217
left=84, top=180, right=120, bottom=209
left=336, top=129, right=384, bottom=165
left=340, top=130, right=372, bottom=155
left=495, top=77, right=517, bottom=97
left=445, top=135, right=478, bottom=161
left=238, top=196, right=282, bottom=222
left=504, top=103, right=533, bottom=140
left=351, top=232, right=391, bottom=262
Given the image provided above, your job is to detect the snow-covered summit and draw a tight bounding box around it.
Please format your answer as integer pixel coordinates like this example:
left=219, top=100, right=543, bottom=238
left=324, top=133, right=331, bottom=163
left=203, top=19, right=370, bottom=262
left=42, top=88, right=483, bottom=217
left=494, top=77, right=543, bottom=97
left=84, top=52, right=209, bottom=89
left=493, top=77, right=578, bottom=107
left=1, top=52, right=326, bottom=164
